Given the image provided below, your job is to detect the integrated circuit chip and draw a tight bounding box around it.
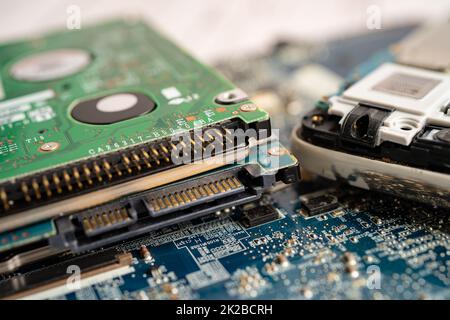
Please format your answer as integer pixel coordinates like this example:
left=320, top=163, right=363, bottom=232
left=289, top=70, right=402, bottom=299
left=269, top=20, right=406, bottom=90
left=300, top=191, right=340, bottom=217
left=240, top=204, right=279, bottom=227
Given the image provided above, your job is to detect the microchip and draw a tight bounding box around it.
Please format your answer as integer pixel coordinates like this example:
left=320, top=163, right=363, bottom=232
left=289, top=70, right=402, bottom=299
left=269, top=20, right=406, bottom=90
left=300, top=191, right=340, bottom=216
left=240, top=204, right=279, bottom=227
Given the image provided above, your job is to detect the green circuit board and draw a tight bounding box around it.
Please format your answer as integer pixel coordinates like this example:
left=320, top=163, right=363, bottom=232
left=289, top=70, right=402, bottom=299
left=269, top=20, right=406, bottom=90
left=0, top=20, right=268, bottom=182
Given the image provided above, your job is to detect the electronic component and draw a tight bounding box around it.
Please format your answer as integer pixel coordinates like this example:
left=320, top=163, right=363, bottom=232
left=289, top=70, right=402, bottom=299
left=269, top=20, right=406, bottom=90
left=300, top=191, right=339, bottom=217
left=240, top=204, right=279, bottom=227
left=48, top=139, right=300, bottom=252
left=140, top=245, right=153, bottom=263
left=0, top=249, right=132, bottom=299
left=0, top=121, right=252, bottom=233
left=144, top=175, right=245, bottom=217
left=328, top=63, right=450, bottom=147
left=0, top=220, right=56, bottom=253
left=0, top=245, right=63, bottom=274
left=294, top=24, right=450, bottom=207
left=77, top=204, right=137, bottom=237
left=0, top=138, right=298, bottom=254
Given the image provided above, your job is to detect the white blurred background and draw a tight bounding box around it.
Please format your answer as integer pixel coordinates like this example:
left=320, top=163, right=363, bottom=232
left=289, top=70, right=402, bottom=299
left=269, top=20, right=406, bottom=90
left=0, top=0, right=449, bottom=63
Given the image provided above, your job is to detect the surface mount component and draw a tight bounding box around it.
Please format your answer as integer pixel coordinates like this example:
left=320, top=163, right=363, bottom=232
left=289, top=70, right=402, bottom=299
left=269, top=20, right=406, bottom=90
left=300, top=190, right=340, bottom=217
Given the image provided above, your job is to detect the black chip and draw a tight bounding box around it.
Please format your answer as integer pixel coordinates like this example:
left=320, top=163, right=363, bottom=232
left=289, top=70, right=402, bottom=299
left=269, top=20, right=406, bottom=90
left=240, top=205, right=279, bottom=227
left=300, top=192, right=339, bottom=216
left=71, top=92, right=156, bottom=125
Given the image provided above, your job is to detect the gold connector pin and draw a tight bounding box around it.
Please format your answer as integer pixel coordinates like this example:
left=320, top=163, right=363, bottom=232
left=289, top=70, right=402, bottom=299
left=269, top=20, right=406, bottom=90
left=102, top=160, right=113, bottom=180
left=0, top=188, right=9, bottom=210
left=21, top=182, right=31, bottom=202
left=121, top=155, right=132, bottom=173
left=32, top=179, right=42, bottom=199
left=53, top=174, right=62, bottom=194
left=63, top=170, right=73, bottom=191
left=93, top=162, right=103, bottom=182
left=72, top=168, right=83, bottom=189
left=42, top=175, right=52, bottom=197
left=82, top=165, right=93, bottom=185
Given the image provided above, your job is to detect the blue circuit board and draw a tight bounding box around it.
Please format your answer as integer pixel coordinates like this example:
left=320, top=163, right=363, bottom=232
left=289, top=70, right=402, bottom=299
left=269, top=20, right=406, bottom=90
left=57, top=185, right=448, bottom=300
left=44, top=24, right=448, bottom=301
left=0, top=220, right=55, bottom=253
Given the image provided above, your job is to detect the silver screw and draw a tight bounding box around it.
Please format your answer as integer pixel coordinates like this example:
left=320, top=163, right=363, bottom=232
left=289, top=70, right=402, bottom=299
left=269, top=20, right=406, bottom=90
left=239, top=104, right=257, bottom=112
left=39, top=142, right=60, bottom=152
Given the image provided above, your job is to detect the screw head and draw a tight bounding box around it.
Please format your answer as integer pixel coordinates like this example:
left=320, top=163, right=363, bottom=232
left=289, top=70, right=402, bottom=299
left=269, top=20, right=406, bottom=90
left=239, top=104, right=257, bottom=112
left=39, top=141, right=60, bottom=152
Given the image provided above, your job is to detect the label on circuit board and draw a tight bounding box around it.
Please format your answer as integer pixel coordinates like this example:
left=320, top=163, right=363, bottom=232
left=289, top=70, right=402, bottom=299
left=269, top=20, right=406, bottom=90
left=0, top=90, right=55, bottom=126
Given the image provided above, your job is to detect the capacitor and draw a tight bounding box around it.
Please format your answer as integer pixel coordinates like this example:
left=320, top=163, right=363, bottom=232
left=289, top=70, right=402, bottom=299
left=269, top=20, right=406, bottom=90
left=140, top=245, right=153, bottom=263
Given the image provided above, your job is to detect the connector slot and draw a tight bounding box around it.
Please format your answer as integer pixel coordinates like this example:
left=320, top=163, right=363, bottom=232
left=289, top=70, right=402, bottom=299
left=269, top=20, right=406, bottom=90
left=0, top=119, right=257, bottom=215
left=144, top=175, right=245, bottom=217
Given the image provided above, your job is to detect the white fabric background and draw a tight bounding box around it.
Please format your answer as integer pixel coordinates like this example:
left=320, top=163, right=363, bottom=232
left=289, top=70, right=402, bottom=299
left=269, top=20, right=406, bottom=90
left=0, top=0, right=449, bottom=63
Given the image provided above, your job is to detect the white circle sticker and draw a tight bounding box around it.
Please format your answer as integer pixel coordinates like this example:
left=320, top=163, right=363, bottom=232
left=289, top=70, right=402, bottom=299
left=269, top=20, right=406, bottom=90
left=10, top=49, right=91, bottom=82
left=96, top=93, right=138, bottom=113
